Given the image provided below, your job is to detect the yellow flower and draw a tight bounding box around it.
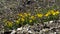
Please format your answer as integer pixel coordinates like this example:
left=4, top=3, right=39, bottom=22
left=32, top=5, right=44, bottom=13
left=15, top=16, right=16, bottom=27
left=52, top=12, right=56, bottom=15
left=36, top=13, right=43, bottom=18
left=18, top=18, right=20, bottom=21
left=24, top=13, right=28, bottom=17
left=21, top=18, right=25, bottom=22
left=16, top=18, right=20, bottom=24
left=5, top=21, right=13, bottom=27
left=55, top=10, right=60, bottom=15
left=45, top=11, right=51, bottom=17
left=30, top=16, right=35, bottom=20
left=50, top=10, right=56, bottom=15
left=16, top=20, right=19, bottom=24
left=45, top=13, right=49, bottom=17
left=29, top=20, right=32, bottom=23
left=22, top=16, right=25, bottom=18
left=50, top=10, right=54, bottom=13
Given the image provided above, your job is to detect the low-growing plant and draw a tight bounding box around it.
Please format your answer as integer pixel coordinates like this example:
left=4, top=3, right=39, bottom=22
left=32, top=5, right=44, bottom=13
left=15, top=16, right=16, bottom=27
left=3, top=9, right=60, bottom=30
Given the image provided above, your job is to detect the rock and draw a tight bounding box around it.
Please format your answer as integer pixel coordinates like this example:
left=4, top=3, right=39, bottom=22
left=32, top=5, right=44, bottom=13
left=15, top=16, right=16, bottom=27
left=49, top=21, right=53, bottom=24
left=17, top=27, right=23, bottom=31
left=10, top=30, right=16, bottom=34
left=28, top=30, right=32, bottom=33
left=54, top=32, right=56, bottom=34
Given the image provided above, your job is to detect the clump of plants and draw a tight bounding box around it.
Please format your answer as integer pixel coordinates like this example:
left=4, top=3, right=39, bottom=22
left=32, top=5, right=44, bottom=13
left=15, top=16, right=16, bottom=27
left=3, top=9, right=60, bottom=30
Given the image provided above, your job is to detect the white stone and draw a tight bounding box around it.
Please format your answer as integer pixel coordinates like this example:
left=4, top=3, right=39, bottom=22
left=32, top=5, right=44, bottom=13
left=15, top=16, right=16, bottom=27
left=54, top=32, right=56, bottom=34
left=10, top=30, right=16, bottom=34
left=27, top=28, right=29, bottom=31
left=28, top=30, right=32, bottom=33
left=49, top=21, right=53, bottom=24
left=17, top=27, right=22, bottom=31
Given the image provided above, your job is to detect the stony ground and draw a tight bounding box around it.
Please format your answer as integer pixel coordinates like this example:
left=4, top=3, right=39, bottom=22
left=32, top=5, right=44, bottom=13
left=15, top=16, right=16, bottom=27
left=4, top=20, right=60, bottom=34
left=0, top=0, right=60, bottom=34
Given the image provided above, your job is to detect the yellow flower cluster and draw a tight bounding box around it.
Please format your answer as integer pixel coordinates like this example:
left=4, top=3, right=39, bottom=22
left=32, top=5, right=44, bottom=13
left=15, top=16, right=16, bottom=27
left=45, top=11, right=51, bottom=16
left=16, top=10, right=60, bottom=24
left=18, top=13, right=31, bottom=17
left=16, top=18, right=20, bottom=24
left=30, top=15, right=36, bottom=20
left=4, top=10, right=60, bottom=29
left=36, top=13, right=43, bottom=18
left=29, top=20, right=33, bottom=23
left=5, top=21, right=13, bottom=28
left=21, top=18, right=25, bottom=22
left=45, top=10, right=60, bottom=16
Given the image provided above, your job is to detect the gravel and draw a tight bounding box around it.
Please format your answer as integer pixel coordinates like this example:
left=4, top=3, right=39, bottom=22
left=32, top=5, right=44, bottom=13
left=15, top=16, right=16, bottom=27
left=3, top=20, right=60, bottom=34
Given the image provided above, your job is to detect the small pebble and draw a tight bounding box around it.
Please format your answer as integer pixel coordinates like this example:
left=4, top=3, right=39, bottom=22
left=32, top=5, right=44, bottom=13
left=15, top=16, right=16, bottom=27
left=10, top=30, right=16, bottom=34
left=17, top=27, right=22, bottom=31
left=28, top=30, right=32, bottom=33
